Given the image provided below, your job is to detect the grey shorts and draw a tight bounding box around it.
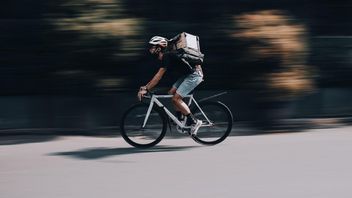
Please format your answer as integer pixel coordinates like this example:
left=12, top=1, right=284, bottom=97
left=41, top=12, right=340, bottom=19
left=172, top=70, right=204, bottom=98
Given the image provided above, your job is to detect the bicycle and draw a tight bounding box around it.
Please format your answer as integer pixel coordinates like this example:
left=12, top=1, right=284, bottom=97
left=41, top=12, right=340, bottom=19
left=120, top=91, right=233, bottom=148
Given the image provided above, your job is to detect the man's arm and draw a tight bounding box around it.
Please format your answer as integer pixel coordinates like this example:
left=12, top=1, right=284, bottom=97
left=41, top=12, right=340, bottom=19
left=145, top=67, right=166, bottom=90
left=138, top=67, right=166, bottom=101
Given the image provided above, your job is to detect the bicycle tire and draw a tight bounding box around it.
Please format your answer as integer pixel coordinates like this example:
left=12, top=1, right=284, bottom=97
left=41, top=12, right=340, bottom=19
left=120, top=103, right=167, bottom=148
left=191, top=101, right=233, bottom=145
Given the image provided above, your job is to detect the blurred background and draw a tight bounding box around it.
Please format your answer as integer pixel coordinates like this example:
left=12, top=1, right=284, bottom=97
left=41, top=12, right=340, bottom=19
left=0, top=0, right=351, bottom=133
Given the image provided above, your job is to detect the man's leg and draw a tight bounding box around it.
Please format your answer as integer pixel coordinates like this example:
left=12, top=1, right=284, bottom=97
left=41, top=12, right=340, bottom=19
left=172, top=72, right=203, bottom=134
left=172, top=93, right=196, bottom=126
left=171, top=72, right=203, bottom=117
left=171, top=93, right=191, bottom=116
left=169, top=87, right=184, bottom=121
left=172, top=93, right=197, bottom=125
left=168, top=87, right=180, bottom=111
left=172, top=93, right=202, bottom=135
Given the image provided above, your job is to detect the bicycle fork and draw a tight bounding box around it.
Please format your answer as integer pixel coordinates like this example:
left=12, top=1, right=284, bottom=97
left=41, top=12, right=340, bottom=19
left=142, top=97, right=155, bottom=128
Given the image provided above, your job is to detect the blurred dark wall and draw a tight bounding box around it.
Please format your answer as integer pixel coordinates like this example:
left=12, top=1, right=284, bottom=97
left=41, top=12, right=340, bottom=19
left=1, top=0, right=351, bottom=93
left=0, top=0, right=351, bottom=131
left=0, top=89, right=352, bottom=132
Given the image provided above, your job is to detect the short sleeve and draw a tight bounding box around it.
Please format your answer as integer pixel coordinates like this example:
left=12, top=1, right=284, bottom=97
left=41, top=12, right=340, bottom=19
left=160, top=53, right=173, bottom=70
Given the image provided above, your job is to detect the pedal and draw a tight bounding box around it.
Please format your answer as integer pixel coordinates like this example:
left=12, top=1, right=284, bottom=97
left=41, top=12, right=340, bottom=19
left=176, top=125, right=188, bottom=134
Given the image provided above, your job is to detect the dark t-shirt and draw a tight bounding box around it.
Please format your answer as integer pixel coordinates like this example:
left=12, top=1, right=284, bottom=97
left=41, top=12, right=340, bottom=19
left=160, top=52, right=193, bottom=78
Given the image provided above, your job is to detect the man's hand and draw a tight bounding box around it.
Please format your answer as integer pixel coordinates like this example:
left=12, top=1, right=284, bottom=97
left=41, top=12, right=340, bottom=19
left=137, top=86, right=148, bottom=101
left=138, top=68, right=165, bottom=101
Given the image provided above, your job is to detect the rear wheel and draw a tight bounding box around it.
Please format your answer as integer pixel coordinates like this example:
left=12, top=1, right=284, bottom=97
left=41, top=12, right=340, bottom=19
left=191, top=101, right=233, bottom=145
left=120, top=103, right=167, bottom=148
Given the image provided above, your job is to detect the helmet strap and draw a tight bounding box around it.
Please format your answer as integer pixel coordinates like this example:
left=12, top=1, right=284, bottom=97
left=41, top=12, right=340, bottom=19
left=155, top=46, right=162, bottom=54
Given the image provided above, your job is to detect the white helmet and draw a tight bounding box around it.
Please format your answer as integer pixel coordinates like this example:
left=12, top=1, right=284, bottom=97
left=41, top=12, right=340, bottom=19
left=149, top=36, right=168, bottom=48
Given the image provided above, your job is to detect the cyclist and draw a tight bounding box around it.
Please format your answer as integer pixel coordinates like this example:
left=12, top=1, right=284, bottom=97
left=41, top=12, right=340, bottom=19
left=138, top=36, right=204, bottom=135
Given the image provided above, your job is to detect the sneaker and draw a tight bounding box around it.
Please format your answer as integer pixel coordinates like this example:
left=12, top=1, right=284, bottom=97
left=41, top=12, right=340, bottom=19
left=189, top=119, right=202, bottom=136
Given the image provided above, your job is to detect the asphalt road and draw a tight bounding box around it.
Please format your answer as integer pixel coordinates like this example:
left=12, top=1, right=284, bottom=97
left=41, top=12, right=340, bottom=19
left=1, top=126, right=352, bottom=198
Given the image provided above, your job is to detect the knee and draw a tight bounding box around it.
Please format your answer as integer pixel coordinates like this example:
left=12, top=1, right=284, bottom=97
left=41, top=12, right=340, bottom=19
left=168, top=88, right=176, bottom=95
left=172, top=95, right=182, bottom=104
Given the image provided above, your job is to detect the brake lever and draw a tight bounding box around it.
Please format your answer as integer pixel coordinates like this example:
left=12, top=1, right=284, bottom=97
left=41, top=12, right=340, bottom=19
left=142, top=90, right=153, bottom=99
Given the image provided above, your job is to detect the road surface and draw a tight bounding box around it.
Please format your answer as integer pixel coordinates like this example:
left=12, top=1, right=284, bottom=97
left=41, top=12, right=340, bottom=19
left=1, top=126, right=352, bottom=198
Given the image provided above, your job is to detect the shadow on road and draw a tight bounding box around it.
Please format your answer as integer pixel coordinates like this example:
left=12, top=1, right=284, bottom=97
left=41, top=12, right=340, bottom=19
left=49, top=145, right=199, bottom=160
left=0, top=135, right=59, bottom=145
left=0, top=128, right=120, bottom=145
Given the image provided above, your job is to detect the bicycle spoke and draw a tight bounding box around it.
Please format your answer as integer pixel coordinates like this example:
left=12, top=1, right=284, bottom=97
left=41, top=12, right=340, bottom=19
left=121, top=104, right=166, bottom=148
left=191, top=101, right=233, bottom=145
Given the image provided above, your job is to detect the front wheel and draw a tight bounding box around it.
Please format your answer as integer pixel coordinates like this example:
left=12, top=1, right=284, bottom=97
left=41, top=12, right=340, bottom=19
left=191, top=101, right=233, bottom=145
left=120, top=103, right=167, bottom=148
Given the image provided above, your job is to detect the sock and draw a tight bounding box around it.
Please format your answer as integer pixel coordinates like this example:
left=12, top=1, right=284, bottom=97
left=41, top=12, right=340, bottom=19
left=186, top=113, right=196, bottom=126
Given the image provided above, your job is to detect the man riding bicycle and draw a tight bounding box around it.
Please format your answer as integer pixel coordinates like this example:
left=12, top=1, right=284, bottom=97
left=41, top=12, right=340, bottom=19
left=138, top=36, right=204, bottom=135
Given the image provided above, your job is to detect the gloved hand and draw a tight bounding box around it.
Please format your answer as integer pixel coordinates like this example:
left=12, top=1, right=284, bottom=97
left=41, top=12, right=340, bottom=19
left=137, top=86, right=148, bottom=101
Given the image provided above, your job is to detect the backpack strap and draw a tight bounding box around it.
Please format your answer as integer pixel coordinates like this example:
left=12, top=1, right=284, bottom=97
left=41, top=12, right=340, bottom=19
left=180, top=57, right=194, bottom=71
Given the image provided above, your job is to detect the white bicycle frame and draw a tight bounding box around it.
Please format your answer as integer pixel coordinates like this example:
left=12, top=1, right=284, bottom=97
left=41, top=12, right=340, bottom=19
left=142, top=94, right=213, bottom=128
